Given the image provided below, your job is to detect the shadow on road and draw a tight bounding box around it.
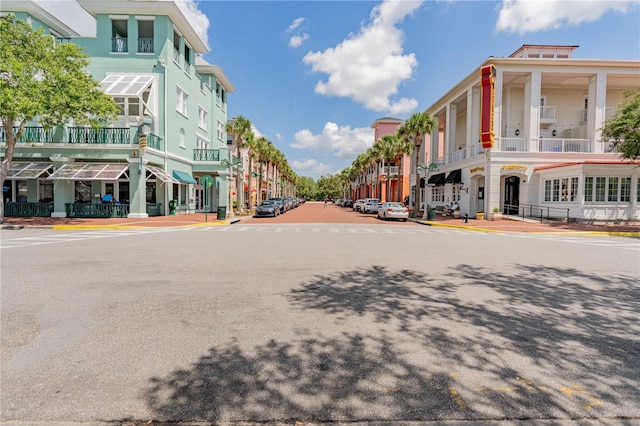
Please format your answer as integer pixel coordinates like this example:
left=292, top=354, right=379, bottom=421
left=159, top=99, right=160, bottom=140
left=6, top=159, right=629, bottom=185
left=144, top=265, right=639, bottom=422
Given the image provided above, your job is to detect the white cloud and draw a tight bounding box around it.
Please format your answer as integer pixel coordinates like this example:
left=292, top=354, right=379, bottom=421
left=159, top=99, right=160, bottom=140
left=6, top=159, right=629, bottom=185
left=176, top=0, right=210, bottom=49
left=290, top=122, right=374, bottom=159
left=291, top=158, right=333, bottom=176
left=286, top=16, right=309, bottom=48
left=496, top=0, right=636, bottom=34
left=287, top=17, right=306, bottom=32
left=302, top=0, right=423, bottom=114
left=289, top=33, right=310, bottom=48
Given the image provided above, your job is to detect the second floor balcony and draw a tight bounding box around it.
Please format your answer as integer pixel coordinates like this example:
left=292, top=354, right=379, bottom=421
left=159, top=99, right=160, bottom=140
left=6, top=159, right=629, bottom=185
left=0, top=126, right=163, bottom=150
left=193, top=149, right=221, bottom=162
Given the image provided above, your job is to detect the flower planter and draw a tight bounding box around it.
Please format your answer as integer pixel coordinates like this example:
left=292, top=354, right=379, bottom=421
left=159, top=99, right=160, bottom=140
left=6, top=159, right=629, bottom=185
left=475, top=213, right=484, bottom=220
left=489, top=212, right=503, bottom=221
left=453, top=210, right=461, bottom=218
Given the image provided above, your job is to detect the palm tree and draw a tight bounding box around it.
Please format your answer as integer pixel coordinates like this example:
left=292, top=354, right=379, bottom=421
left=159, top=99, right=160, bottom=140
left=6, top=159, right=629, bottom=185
left=394, top=134, right=414, bottom=203
left=397, top=111, right=437, bottom=217
left=254, top=136, right=270, bottom=203
left=226, top=116, right=251, bottom=213
left=376, top=134, right=401, bottom=202
left=244, top=132, right=257, bottom=210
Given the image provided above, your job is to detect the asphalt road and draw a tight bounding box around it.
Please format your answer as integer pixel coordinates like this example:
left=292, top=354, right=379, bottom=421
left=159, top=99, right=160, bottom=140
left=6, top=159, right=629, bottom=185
left=1, top=204, right=639, bottom=425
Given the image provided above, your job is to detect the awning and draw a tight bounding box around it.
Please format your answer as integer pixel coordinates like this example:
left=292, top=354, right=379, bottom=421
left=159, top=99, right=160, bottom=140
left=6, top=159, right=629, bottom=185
left=428, top=173, right=446, bottom=186
left=445, top=169, right=462, bottom=184
left=173, top=170, right=197, bottom=184
left=147, top=165, right=180, bottom=183
left=6, top=162, right=52, bottom=179
left=48, top=163, right=129, bottom=180
left=101, top=74, right=155, bottom=97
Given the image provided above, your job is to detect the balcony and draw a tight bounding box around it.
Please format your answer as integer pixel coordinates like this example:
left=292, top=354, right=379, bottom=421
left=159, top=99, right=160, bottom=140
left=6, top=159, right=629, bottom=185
left=173, top=47, right=181, bottom=65
left=539, top=138, right=591, bottom=153
left=193, top=149, right=220, bottom=161
left=138, top=38, right=154, bottom=53
left=0, top=125, right=163, bottom=147
left=500, top=137, right=528, bottom=152
left=111, top=37, right=128, bottom=53
left=379, top=166, right=399, bottom=176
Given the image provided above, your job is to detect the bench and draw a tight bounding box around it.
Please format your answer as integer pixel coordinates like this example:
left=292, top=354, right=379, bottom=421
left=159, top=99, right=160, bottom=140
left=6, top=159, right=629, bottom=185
left=176, top=205, right=195, bottom=214
left=434, top=206, right=445, bottom=215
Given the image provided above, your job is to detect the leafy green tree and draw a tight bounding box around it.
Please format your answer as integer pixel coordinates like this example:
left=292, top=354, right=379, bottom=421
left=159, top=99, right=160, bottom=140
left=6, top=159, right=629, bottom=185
left=296, top=176, right=317, bottom=200
left=601, top=88, right=640, bottom=161
left=0, top=14, right=118, bottom=222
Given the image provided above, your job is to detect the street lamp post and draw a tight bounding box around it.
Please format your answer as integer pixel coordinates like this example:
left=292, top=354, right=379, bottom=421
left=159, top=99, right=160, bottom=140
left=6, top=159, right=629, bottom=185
left=416, top=162, right=439, bottom=220
left=221, top=157, right=242, bottom=214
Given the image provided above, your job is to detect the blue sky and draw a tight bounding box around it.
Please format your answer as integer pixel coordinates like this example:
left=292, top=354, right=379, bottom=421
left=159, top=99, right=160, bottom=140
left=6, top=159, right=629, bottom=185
left=40, top=0, right=640, bottom=179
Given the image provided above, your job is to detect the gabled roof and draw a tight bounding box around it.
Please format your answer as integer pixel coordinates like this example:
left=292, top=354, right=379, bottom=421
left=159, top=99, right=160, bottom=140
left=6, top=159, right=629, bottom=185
left=371, top=116, right=404, bottom=128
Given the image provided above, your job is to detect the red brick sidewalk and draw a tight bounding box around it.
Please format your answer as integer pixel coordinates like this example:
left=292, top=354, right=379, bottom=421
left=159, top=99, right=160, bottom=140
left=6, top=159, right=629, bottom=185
left=2, top=202, right=638, bottom=234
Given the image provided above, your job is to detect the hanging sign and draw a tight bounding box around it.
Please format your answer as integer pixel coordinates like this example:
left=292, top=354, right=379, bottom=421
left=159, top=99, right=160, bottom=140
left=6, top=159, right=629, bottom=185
left=480, top=64, right=495, bottom=149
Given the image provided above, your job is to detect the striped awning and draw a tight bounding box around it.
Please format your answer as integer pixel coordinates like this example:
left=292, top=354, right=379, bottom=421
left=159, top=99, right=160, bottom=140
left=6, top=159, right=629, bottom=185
left=48, top=163, right=129, bottom=180
left=6, top=162, right=52, bottom=179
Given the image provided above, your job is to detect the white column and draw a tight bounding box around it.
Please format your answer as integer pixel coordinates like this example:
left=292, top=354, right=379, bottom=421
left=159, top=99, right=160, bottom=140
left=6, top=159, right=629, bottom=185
left=590, top=73, right=607, bottom=153
left=471, top=87, right=481, bottom=150
left=445, top=104, right=451, bottom=164
left=524, top=71, right=541, bottom=152
left=466, top=88, right=473, bottom=151
left=494, top=69, right=503, bottom=150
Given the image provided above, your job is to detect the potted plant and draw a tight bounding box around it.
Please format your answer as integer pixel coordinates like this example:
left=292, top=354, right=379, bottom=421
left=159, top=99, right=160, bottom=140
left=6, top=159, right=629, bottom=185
left=489, top=206, right=503, bottom=221
left=453, top=206, right=461, bottom=218
left=476, top=209, right=484, bottom=220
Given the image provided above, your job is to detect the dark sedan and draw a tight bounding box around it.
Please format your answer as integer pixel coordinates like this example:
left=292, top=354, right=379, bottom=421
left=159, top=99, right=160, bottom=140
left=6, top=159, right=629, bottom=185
left=254, top=200, right=280, bottom=217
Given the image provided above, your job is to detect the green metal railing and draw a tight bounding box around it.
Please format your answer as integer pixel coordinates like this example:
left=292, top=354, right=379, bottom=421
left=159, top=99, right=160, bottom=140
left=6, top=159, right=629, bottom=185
left=146, top=203, right=162, bottom=216
left=4, top=202, right=54, bottom=217
left=147, top=133, right=163, bottom=150
left=193, top=149, right=220, bottom=161
left=69, top=127, right=130, bottom=144
left=65, top=203, right=129, bottom=218
left=0, top=126, right=54, bottom=143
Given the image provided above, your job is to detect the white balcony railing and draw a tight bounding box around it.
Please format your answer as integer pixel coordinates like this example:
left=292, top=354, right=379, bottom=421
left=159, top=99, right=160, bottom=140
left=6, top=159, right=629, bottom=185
left=539, top=138, right=591, bottom=153
left=500, top=137, right=527, bottom=152
left=448, top=149, right=467, bottom=163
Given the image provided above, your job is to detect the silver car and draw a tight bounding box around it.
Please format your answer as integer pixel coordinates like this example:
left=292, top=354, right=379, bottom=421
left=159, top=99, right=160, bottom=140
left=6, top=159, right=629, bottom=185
left=377, top=202, right=409, bottom=221
left=363, top=198, right=381, bottom=214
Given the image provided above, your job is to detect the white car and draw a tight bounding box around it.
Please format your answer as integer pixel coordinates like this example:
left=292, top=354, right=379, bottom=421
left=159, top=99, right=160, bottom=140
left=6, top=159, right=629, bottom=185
left=353, top=199, right=365, bottom=212
left=363, top=198, right=381, bottom=214
left=377, top=202, right=409, bottom=221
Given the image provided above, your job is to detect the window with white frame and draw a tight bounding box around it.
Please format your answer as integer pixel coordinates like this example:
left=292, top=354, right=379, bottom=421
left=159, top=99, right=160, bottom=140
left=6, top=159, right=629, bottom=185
left=176, top=85, right=188, bottom=116
left=431, top=186, right=444, bottom=203
left=198, top=106, right=207, bottom=130
left=584, top=176, right=632, bottom=203
left=196, top=136, right=209, bottom=150
left=544, top=177, right=579, bottom=202
left=216, top=82, right=221, bottom=106
left=179, top=128, right=185, bottom=148
left=217, top=120, right=224, bottom=141
left=452, top=185, right=461, bottom=202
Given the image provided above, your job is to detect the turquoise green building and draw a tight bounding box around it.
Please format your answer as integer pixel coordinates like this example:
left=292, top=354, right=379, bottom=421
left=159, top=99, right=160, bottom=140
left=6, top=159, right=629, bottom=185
left=1, top=0, right=234, bottom=218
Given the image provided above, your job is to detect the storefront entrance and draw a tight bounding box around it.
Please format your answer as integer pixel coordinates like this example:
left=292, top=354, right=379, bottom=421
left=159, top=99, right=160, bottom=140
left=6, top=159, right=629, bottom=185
left=504, top=176, right=520, bottom=214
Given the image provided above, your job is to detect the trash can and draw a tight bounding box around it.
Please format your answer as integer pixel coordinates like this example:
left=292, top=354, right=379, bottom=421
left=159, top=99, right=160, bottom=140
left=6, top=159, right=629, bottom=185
left=427, top=206, right=436, bottom=220
left=217, top=206, right=227, bottom=220
left=169, top=200, right=177, bottom=216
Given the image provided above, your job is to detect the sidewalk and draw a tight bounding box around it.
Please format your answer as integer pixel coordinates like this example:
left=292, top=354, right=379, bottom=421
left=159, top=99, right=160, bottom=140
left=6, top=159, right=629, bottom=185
left=1, top=209, right=639, bottom=236
left=411, top=214, right=640, bottom=236
left=1, top=212, right=248, bottom=230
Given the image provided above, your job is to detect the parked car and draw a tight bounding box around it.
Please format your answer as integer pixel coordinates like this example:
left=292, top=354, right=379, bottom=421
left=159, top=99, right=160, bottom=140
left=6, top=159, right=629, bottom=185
left=363, top=198, right=381, bottom=214
left=343, top=198, right=353, bottom=208
left=353, top=199, right=365, bottom=212
left=268, top=197, right=285, bottom=213
left=255, top=200, right=280, bottom=217
left=377, top=202, right=409, bottom=221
